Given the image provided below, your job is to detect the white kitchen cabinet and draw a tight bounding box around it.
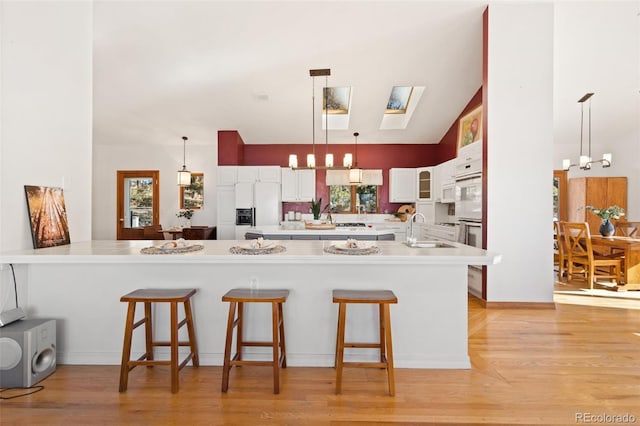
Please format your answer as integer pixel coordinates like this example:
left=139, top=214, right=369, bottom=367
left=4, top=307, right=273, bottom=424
left=415, top=167, right=433, bottom=201
left=281, top=168, right=316, bottom=202
left=216, top=185, right=236, bottom=240
left=217, top=166, right=237, bottom=186
left=436, top=159, right=456, bottom=203
left=236, top=166, right=281, bottom=183
left=389, top=168, right=417, bottom=203
left=373, top=221, right=408, bottom=241
left=415, top=201, right=435, bottom=224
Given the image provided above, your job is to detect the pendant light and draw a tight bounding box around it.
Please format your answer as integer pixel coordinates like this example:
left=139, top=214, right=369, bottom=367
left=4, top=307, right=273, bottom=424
left=562, top=93, right=612, bottom=170
left=177, top=136, right=191, bottom=186
left=323, top=73, right=334, bottom=167
left=349, top=132, right=363, bottom=183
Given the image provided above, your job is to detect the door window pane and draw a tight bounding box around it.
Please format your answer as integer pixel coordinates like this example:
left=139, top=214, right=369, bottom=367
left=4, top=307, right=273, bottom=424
left=125, top=177, right=153, bottom=228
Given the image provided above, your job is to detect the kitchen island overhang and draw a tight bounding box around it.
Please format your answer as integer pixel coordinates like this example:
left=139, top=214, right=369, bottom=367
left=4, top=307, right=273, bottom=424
left=0, top=240, right=501, bottom=369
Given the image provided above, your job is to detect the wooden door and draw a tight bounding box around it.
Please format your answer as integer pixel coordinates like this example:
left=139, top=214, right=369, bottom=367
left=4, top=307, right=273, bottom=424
left=553, top=170, right=567, bottom=222
left=117, top=170, right=160, bottom=240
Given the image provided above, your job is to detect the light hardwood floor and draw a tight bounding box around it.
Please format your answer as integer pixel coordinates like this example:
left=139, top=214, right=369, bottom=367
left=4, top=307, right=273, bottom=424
left=2, top=294, right=639, bottom=425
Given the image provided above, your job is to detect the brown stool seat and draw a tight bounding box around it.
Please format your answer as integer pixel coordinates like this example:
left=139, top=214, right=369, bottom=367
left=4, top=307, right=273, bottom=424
left=221, top=288, right=289, bottom=394
left=118, top=288, right=199, bottom=393
left=333, top=289, right=397, bottom=396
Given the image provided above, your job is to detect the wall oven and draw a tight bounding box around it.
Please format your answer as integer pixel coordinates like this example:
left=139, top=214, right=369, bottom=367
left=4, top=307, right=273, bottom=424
left=455, top=174, right=482, bottom=221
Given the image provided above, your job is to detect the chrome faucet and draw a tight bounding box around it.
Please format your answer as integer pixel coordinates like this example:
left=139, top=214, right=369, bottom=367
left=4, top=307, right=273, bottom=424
left=409, top=212, right=426, bottom=242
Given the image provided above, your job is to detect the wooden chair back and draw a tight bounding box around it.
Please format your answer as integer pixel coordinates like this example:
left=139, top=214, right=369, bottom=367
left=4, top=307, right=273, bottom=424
left=561, top=222, right=593, bottom=263
left=615, top=221, right=639, bottom=238
left=554, top=221, right=567, bottom=278
left=143, top=224, right=163, bottom=239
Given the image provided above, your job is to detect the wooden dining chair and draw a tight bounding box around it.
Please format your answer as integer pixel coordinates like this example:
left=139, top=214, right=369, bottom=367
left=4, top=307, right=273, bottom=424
left=561, top=222, right=622, bottom=290
left=615, top=221, right=639, bottom=238
left=143, top=224, right=167, bottom=240
left=553, top=221, right=568, bottom=280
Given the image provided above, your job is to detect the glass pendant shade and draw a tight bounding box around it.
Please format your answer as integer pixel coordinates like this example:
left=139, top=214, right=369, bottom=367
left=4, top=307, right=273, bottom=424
left=177, top=167, right=191, bottom=186
left=343, top=153, right=353, bottom=168
left=307, top=153, right=316, bottom=168
left=325, top=153, right=334, bottom=168
left=289, top=154, right=298, bottom=168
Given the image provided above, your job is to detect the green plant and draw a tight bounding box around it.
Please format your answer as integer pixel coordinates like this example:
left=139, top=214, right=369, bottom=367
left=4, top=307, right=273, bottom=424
left=586, top=205, right=625, bottom=221
left=310, top=198, right=328, bottom=220
left=176, top=209, right=194, bottom=220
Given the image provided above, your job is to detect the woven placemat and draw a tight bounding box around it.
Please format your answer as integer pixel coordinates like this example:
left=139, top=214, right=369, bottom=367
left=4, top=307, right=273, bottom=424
left=229, top=245, right=286, bottom=255
left=323, top=245, right=380, bottom=255
left=140, top=244, right=204, bottom=255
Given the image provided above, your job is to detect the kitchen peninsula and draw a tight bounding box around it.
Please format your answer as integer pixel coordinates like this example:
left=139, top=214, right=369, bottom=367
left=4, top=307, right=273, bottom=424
left=0, top=240, right=500, bottom=369
left=244, top=224, right=396, bottom=240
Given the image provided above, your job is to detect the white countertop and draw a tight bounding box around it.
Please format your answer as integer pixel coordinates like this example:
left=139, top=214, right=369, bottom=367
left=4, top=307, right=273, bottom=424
left=0, top=240, right=501, bottom=266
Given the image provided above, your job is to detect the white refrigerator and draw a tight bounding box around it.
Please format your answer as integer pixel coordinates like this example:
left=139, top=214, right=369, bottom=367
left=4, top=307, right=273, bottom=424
left=235, top=182, right=281, bottom=239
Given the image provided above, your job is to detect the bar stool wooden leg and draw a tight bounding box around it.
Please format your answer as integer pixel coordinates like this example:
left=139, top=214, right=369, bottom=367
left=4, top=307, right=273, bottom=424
left=271, top=301, right=280, bottom=394
left=221, top=301, right=237, bottom=393
left=184, top=298, right=199, bottom=367
left=119, top=301, right=136, bottom=392
left=169, top=301, right=179, bottom=393
left=143, top=302, right=153, bottom=364
left=383, top=304, right=395, bottom=396
left=236, top=302, right=244, bottom=362
left=335, top=301, right=347, bottom=395
left=278, top=302, right=287, bottom=368
left=378, top=303, right=386, bottom=363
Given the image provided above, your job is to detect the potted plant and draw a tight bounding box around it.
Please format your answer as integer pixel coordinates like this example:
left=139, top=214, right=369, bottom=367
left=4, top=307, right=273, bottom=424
left=586, top=205, right=625, bottom=236
left=176, top=208, right=194, bottom=228
left=310, top=198, right=328, bottom=223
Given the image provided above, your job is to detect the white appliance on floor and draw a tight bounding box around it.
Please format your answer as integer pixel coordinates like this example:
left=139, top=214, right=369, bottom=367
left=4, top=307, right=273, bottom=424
left=235, top=182, right=281, bottom=239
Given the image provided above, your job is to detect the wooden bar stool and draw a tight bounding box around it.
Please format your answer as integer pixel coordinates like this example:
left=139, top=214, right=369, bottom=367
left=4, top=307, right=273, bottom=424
left=221, top=288, right=288, bottom=394
left=333, top=289, right=398, bottom=396
left=119, top=288, right=199, bottom=393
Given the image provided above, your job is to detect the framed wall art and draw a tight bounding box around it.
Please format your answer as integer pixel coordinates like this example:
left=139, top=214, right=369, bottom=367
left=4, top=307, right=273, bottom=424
left=24, top=185, right=71, bottom=248
left=457, top=105, right=483, bottom=151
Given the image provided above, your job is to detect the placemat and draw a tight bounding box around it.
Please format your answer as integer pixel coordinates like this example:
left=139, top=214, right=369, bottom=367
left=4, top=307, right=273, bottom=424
left=323, top=245, right=380, bottom=255
left=229, top=245, right=286, bottom=255
left=140, top=244, right=204, bottom=254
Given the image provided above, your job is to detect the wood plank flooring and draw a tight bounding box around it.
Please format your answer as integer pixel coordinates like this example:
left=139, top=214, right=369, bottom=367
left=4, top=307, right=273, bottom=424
left=2, top=295, right=639, bottom=425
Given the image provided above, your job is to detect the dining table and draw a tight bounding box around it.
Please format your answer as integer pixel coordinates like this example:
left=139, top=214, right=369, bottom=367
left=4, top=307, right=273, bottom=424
left=590, top=235, right=640, bottom=291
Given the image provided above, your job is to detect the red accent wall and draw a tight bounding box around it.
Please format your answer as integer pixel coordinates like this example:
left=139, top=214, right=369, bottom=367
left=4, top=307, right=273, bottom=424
left=217, top=130, right=245, bottom=165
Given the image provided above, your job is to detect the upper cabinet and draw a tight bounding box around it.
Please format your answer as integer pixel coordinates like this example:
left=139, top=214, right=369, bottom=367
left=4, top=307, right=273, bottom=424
left=415, top=167, right=433, bottom=201
left=389, top=168, right=417, bottom=203
left=237, top=166, right=281, bottom=183
left=281, top=168, right=316, bottom=202
left=435, top=159, right=456, bottom=203
left=217, top=166, right=238, bottom=186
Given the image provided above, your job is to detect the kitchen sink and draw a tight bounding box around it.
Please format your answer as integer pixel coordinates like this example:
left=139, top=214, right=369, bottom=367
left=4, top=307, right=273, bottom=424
left=404, top=241, right=456, bottom=248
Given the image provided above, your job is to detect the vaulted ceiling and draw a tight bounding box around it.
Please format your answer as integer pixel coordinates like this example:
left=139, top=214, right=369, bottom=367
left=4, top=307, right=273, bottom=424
left=92, top=1, right=485, bottom=147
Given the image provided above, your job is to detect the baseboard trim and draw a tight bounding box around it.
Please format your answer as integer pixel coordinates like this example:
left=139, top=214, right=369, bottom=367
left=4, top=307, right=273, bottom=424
left=481, top=300, right=556, bottom=309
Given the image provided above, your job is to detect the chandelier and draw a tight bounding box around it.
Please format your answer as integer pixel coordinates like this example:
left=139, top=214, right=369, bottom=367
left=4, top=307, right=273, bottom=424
left=562, top=93, right=612, bottom=170
left=289, top=68, right=352, bottom=170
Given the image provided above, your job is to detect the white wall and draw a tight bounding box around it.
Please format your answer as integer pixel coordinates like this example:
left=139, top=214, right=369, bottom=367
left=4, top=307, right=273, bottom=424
left=553, top=1, right=640, bottom=221
left=92, top=142, right=218, bottom=240
left=0, top=1, right=92, bottom=310
left=485, top=3, right=555, bottom=302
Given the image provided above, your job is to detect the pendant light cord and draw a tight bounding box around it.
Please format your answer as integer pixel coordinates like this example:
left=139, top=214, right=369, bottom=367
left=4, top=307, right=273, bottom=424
left=182, top=136, right=188, bottom=169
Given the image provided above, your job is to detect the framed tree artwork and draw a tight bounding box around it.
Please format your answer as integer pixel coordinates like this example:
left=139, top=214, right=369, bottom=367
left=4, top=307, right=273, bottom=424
left=24, top=185, right=71, bottom=248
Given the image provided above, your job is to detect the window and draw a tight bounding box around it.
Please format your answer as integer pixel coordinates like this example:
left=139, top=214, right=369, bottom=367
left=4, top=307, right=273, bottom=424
left=329, top=185, right=379, bottom=213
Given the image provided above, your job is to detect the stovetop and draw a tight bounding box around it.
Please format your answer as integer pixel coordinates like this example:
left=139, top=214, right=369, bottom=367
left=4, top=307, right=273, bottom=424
left=335, top=222, right=367, bottom=227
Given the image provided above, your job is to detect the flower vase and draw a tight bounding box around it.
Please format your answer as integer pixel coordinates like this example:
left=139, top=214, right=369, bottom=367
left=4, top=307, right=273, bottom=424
left=599, top=220, right=614, bottom=237
left=184, top=220, right=191, bottom=229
